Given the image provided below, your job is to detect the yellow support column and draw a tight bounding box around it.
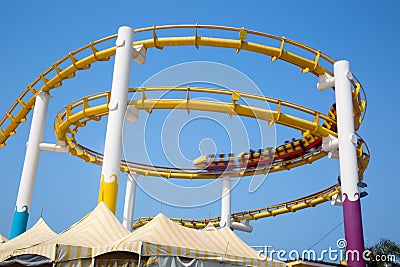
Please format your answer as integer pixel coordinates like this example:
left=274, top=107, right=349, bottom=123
left=98, top=175, right=119, bottom=213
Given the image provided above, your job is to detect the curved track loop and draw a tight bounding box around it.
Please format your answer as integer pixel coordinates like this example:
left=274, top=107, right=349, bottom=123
left=0, top=24, right=366, bottom=148
left=54, top=86, right=344, bottom=179
left=55, top=87, right=369, bottom=180
left=54, top=86, right=368, bottom=228
left=131, top=184, right=341, bottom=230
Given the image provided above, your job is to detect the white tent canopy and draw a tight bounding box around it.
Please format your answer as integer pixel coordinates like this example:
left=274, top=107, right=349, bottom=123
left=12, top=202, right=129, bottom=265
left=0, top=218, right=56, bottom=262
left=95, top=213, right=284, bottom=267
left=0, top=205, right=285, bottom=267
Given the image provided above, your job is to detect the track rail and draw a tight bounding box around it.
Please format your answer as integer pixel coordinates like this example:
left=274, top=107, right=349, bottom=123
left=54, top=86, right=336, bottom=178
left=132, top=184, right=341, bottom=229
left=0, top=24, right=366, bottom=148
left=54, top=86, right=368, bottom=179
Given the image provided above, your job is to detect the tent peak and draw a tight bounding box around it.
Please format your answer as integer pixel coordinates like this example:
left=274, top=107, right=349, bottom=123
left=203, top=222, right=217, bottom=231
left=96, top=201, right=111, bottom=211
left=0, top=233, right=8, bottom=244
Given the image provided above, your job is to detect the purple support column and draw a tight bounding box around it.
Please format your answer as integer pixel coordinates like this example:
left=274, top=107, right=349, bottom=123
left=343, top=197, right=365, bottom=266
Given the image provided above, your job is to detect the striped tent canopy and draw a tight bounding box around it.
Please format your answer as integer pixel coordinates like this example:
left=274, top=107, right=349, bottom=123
left=0, top=218, right=56, bottom=262
left=0, top=235, right=7, bottom=244
left=95, top=213, right=285, bottom=267
left=13, top=202, right=129, bottom=265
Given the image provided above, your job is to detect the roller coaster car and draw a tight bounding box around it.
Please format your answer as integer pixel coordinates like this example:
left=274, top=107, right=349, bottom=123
left=274, top=135, right=322, bottom=161
left=192, top=104, right=338, bottom=170
left=274, top=105, right=337, bottom=162
left=193, top=153, right=235, bottom=171
left=193, top=154, right=214, bottom=170
left=237, top=148, right=273, bottom=169
left=226, top=153, right=236, bottom=168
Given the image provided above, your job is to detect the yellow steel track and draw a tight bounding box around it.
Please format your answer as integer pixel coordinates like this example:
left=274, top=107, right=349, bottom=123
left=132, top=184, right=341, bottom=229
left=54, top=86, right=368, bottom=179
left=0, top=24, right=366, bottom=148
left=0, top=25, right=369, bottom=229
left=54, top=86, right=342, bottom=179
left=54, top=86, right=368, bottom=229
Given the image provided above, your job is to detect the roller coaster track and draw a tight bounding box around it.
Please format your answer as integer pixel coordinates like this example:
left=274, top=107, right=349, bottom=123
left=55, top=86, right=341, bottom=178
left=53, top=86, right=368, bottom=228
left=0, top=25, right=369, bottom=228
left=0, top=24, right=366, bottom=148
left=54, top=86, right=369, bottom=179
left=131, top=184, right=341, bottom=230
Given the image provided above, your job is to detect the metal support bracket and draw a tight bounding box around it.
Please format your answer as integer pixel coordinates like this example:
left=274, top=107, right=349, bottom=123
left=322, top=134, right=339, bottom=152
left=231, top=220, right=253, bottom=233
left=37, top=141, right=69, bottom=153
left=317, top=73, right=335, bottom=91
left=328, top=150, right=340, bottom=159
left=126, top=105, right=139, bottom=123
left=132, top=44, right=146, bottom=64
left=331, top=193, right=343, bottom=206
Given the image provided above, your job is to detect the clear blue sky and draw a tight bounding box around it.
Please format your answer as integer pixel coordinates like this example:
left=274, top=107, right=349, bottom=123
left=0, top=0, right=399, bottom=258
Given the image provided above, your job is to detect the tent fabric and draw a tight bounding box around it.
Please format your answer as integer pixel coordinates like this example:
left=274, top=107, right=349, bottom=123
left=0, top=254, right=52, bottom=266
left=54, top=258, right=93, bottom=267
left=0, top=235, right=7, bottom=244
left=94, top=213, right=284, bottom=267
left=150, top=256, right=253, bottom=267
left=95, top=258, right=137, bottom=267
left=0, top=218, right=56, bottom=262
left=0, top=207, right=284, bottom=267
left=95, top=251, right=139, bottom=267
left=13, top=202, right=129, bottom=262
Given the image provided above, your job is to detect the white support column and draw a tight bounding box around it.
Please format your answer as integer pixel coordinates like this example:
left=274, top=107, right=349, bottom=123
left=10, top=91, right=50, bottom=238
left=123, top=172, right=138, bottom=230
left=220, top=176, right=232, bottom=228
left=335, top=61, right=360, bottom=201
left=98, top=26, right=134, bottom=214
left=334, top=60, right=365, bottom=267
